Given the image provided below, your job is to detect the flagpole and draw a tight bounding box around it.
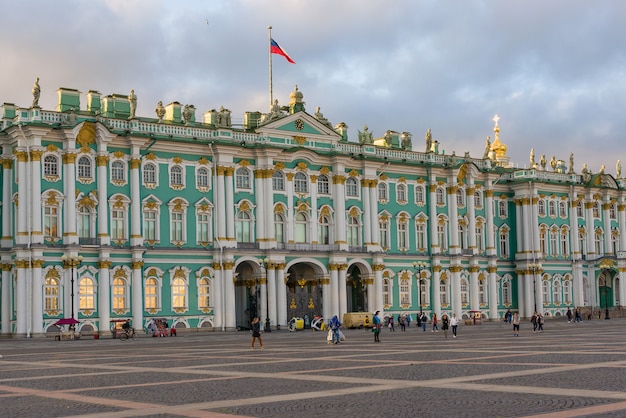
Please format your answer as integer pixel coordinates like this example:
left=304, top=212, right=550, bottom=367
left=268, top=25, right=273, bottom=110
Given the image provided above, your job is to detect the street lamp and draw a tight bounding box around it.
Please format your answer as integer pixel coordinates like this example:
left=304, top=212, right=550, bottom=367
left=258, top=257, right=271, bottom=332
left=598, top=260, right=613, bottom=320
left=413, top=261, right=427, bottom=319
left=528, top=262, right=542, bottom=315
left=61, top=255, right=83, bottom=319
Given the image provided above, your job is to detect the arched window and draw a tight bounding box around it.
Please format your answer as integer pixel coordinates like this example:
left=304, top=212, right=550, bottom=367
left=456, top=189, right=465, bottom=207
left=295, top=212, right=308, bottom=243
left=198, top=277, right=211, bottom=309
left=112, top=277, right=128, bottom=310
left=274, top=212, right=285, bottom=243
left=563, top=280, right=572, bottom=304
left=347, top=215, right=360, bottom=246
left=44, top=155, right=59, bottom=176
left=474, top=190, right=482, bottom=208
left=539, top=226, right=547, bottom=256
left=550, top=228, right=559, bottom=257
left=548, top=200, right=557, bottom=217
left=196, top=167, right=209, bottom=188
left=170, top=166, right=184, bottom=187
left=346, top=177, right=358, bottom=197
left=294, top=172, right=308, bottom=193
left=460, top=278, right=469, bottom=305
left=236, top=210, right=252, bottom=242
left=437, top=216, right=448, bottom=252
left=143, top=163, right=157, bottom=185
left=399, top=278, right=410, bottom=306
left=440, top=280, right=449, bottom=305
left=415, top=185, right=425, bottom=204
left=458, top=222, right=468, bottom=250
left=416, top=220, right=427, bottom=251
left=77, top=156, right=92, bottom=179
left=111, top=161, right=125, bottom=182
left=272, top=171, right=285, bottom=191
left=538, top=200, right=546, bottom=217
left=542, top=278, right=550, bottom=304
left=502, top=279, right=512, bottom=305
left=379, top=217, right=389, bottom=249
left=44, top=277, right=60, bottom=311
left=478, top=280, right=486, bottom=304
left=498, top=200, right=508, bottom=218
left=475, top=219, right=485, bottom=253
left=576, top=200, right=584, bottom=217
left=396, top=183, right=407, bottom=203
left=559, top=201, right=567, bottom=218
left=78, top=277, right=95, bottom=311
left=610, top=203, right=617, bottom=219
left=145, top=277, right=159, bottom=310
left=552, top=280, right=562, bottom=305
left=378, top=182, right=388, bottom=201
left=318, top=215, right=330, bottom=245
left=172, top=277, right=187, bottom=309
left=77, top=205, right=94, bottom=239
left=593, top=202, right=600, bottom=218
left=383, top=278, right=391, bottom=306
left=561, top=226, right=569, bottom=256
left=436, top=187, right=445, bottom=205
left=594, top=228, right=603, bottom=255
left=235, top=167, right=250, bottom=189
left=317, top=174, right=329, bottom=194
left=499, top=227, right=510, bottom=257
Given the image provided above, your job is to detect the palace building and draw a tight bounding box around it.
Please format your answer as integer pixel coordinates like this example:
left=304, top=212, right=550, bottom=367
left=0, top=82, right=623, bottom=337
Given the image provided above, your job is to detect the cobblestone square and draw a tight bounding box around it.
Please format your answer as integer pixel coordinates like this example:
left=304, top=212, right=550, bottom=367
left=1, top=318, right=626, bottom=417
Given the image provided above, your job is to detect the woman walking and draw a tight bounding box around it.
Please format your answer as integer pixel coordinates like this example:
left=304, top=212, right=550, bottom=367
left=441, top=314, right=450, bottom=338
left=450, top=313, right=459, bottom=338
left=251, top=317, right=263, bottom=349
left=432, top=313, right=438, bottom=332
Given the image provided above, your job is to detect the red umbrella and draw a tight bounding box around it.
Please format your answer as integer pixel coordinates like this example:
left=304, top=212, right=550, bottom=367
left=54, top=318, right=79, bottom=326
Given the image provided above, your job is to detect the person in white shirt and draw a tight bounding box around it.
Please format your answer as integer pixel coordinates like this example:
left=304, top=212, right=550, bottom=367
left=450, top=313, right=459, bottom=338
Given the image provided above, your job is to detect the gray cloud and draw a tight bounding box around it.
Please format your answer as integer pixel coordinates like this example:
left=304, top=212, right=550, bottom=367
left=1, top=0, right=624, bottom=174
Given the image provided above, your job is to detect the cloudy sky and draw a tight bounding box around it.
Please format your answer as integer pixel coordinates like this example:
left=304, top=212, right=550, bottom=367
left=1, top=0, right=625, bottom=174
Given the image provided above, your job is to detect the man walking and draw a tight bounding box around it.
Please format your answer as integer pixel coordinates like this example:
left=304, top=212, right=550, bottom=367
left=330, top=315, right=342, bottom=344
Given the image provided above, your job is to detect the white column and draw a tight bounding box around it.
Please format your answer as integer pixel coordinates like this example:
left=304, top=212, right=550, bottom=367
left=276, top=266, right=287, bottom=327
left=467, top=186, right=476, bottom=251
left=429, top=184, right=439, bottom=253
left=330, top=266, right=339, bottom=316
left=520, top=200, right=529, bottom=255
left=370, top=182, right=379, bottom=246
left=29, top=149, right=43, bottom=244
left=322, top=276, right=331, bottom=321
left=338, top=265, right=347, bottom=318
left=31, top=259, right=43, bottom=334
left=1, top=157, right=13, bottom=248
left=603, top=202, right=612, bottom=255
left=15, top=262, right=27, bottom=335
left=215, top=167, right=226, bottom=241
left=488, top=266, right=498, bottom=319
left=286, top=174, right=294, bottom=243
left=432, top=268, right=441, bottom=318
left=224, top=168, right=235, bottom=244
left=585, top=197, right=595, bottom=256
left=212, top=264, right=223, bottom=330
left=98, top=261, right=111, bottom=335
left=130, top=158, right=142, bottom=246
left=451, top=267, right=462, bottom=316
left=97, top=155, right=110, bottom=245
left=223, top=262, right=236, bottom=329
left=255, top=169, right=265, bottom=242
left=572, top=261, right=584, bottom=307
left=534, top=271, right=544, bottom=313
left=530, top=196, right=541, bottom=260
left=619, top=204, right=626, bottom=254
left=15, top=151, right=28, bottom=246
left=485, top=189, right=495, bottom=256
left=374, top=263, right=384, bottom=313
left=131, top=261, right=143, bottom=329
left=309, top=176, right=318, bottom=243
left=260, top=277, right=267, bottom=330
left=333, top=176, right=347, bottom=248
left=366, top=277, right=374, bottom=312
left=469, top=266, right=479, bottom=311
left=522, top=273, right=531, bottom=318
left=361, top=179, right=371, bottom=245
left=1, top=264, right=11, bottom=335
left=267, top=266, right=276, bottom=327
left=63, top=151, right=78, bottom=245
left=448, top=186, right=459, bottom=254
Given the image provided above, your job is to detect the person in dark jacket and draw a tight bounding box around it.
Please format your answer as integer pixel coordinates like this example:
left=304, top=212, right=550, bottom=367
left=251, top=317, right=263, bottom=349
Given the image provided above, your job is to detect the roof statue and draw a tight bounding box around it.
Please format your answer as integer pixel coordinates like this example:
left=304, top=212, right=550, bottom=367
left=358, top=125, right=373, bottom=145
left=400, top=132, right=412, bottom=151
left=128, top=89, right=137, bottom=120
left=581, top=163, right=592, bottom=183
left=384, top=130, right=393, bottom=147
left=32, top=77, right=40, bottom=108
left=313, top=106, right=331, bottom=127
left=550, top=156, right=557, bottom=171
left=568, top=153, right=574, bottom=174
left=182, top=104, right=196, bottom=126
left=483, top=137, right=491, bottom=159
left=617, top=160, right=622, bottom=179
left=215, top=106, right=231, bottom=128
left=263, top=99, right=284, bottom=123
left=155, top=101, right=166, bottom=123
left=530, top=148, right=536, bottom=168
left=540, top=154, right=546, bottom=170
left=599, top=164, right=605, bottom=175
left=425, top=128, right=432, bottom=153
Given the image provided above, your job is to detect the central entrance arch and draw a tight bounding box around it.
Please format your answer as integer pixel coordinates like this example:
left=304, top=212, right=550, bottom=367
left=234, top=260, right=261, bottom=330
left=346, top=263, right=369, bottom=313
left=286, top=262, right=323, bottom=326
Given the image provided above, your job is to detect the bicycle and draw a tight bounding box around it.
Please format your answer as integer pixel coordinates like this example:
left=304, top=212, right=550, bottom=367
left=119, top=328, right=137, bottom=341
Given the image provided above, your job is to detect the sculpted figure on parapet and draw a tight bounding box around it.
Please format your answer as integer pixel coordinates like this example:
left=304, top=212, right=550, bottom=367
left=128, top=89, right=137, bottom=120
left=425, top=128, right=432, bottom=152
left=358, top=125, right=373, bottom=145
left=263, top=99, right=284, bottom=123
left=483, top=137, right=491, bottom=159
left=32, top=77, right=40, bottom=107
left=155, top=101, right=166, bottom=123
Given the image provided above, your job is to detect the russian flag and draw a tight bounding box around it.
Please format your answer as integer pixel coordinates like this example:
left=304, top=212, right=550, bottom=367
left=270, top=38, right=295, bottom=64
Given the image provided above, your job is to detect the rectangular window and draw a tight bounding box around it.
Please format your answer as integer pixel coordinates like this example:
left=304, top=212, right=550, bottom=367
left=171, top=212, right=183, bottom=241
left=416, top=223, right=426, bottom=250
left=197, top=213, right=210, bottom=243
left=143, top=211, right=156, bottom=241
left=44, top=206, right=59, bottom=238
left=111, top=209, right=125, bottom=239
left=398, top=222, right=408, bottom=250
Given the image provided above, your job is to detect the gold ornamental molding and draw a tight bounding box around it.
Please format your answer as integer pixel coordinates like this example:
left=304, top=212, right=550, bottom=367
left=130, top=158, right=141, bottom=169
left=450, top=265, right=463, bottom=273
left=484, top=189, right=494, bottom=198
left=468, top=266, right=480, bottom=273
left=332, top=175, right=346, bottom=185
left=130, top=261, right=144, bottom=269
left=97, top=261, right=112, bottom=269
left=372, top=264, right=385, bottom=271
left=432, top=265, right=442, bottom=273
left=96, top=155, right=109, bottom=166
left=1, top=158, right=13, bottom=169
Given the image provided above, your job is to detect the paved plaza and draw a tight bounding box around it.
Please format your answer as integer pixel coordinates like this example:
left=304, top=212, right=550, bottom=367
left=1, top=317, right=626, bottom=418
